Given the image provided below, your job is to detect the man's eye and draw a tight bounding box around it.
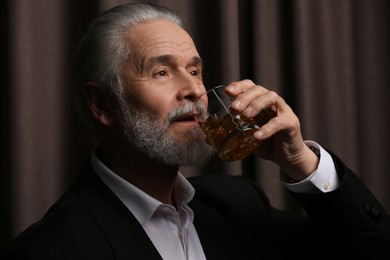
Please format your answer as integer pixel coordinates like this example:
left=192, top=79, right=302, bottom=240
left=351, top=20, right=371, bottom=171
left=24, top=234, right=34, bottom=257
left=190, top=69, right=200, bottom=76
left=155, top=70, right=167, bottom=77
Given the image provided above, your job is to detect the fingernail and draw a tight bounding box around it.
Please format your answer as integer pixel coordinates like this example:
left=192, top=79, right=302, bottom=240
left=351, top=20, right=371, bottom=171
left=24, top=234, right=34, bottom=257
left=230, top=100, right=241, bottom=108
left=243, top=107, right=253, bottom=117
left=254, top=131, right=263, bottom=139
left=225, top=85, right=235, bottom=92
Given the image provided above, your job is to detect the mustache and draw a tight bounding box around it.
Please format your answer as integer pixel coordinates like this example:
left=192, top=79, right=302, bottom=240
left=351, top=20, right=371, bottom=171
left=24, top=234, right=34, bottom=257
left=167, top=101, right=207, bottom=123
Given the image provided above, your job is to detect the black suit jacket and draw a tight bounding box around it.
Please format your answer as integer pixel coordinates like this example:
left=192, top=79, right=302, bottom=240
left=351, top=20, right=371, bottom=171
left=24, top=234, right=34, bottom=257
left=3, top=153, right=390, bottom=259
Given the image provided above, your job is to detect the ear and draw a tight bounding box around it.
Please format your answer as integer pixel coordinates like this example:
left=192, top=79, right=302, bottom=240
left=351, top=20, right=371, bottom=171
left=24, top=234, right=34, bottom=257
left=84, top=82, right=115, bottom=126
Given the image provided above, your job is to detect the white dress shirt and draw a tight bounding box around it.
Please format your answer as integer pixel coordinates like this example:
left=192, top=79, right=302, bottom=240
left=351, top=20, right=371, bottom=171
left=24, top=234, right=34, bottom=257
left=283, top=141, right=340, bottom=193
left=91, top=140, right=339, bottom=259
left=91, top=153, right=206, bottom=260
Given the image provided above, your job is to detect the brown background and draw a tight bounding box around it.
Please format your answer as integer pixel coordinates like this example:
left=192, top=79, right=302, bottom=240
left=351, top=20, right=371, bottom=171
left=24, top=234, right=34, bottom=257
left=1, top=0, right=390, bottom=248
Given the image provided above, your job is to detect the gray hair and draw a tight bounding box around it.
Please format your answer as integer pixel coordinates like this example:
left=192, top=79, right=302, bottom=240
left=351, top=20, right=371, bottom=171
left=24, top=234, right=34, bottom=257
left=74, top=3, right=183, bottom=129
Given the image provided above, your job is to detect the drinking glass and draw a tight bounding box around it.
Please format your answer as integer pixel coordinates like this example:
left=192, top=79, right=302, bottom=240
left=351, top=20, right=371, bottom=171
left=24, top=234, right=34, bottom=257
left=193, top=85, right=264, bottom=161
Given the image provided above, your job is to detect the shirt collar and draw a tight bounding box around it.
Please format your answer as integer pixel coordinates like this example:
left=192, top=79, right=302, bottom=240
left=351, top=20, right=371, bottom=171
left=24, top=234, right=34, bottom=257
left=90, top=151, right=195, bottom=226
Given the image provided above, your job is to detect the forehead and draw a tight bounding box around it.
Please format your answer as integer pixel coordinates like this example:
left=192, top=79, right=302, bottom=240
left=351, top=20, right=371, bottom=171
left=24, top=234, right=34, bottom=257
left=126, top=19, right=199, bottom=60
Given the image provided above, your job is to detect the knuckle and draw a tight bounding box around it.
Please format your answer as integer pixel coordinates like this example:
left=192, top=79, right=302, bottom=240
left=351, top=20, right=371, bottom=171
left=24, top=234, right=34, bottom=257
left=267, top=90, right=279, bottom=100
left=242, top=79, right=254, bottom=85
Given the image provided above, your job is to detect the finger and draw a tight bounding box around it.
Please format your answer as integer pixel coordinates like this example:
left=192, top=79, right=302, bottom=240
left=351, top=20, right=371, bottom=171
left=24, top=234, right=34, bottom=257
left=224, top=79, right=256, bottom=95
left=232, top=89, right=278, bottom=118
left=253, top=116, right=284, bottom=140
left=253, top=100, right=297, bottom=140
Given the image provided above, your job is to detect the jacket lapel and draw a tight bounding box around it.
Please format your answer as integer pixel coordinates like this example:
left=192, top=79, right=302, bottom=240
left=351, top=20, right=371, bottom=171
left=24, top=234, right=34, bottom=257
left=189, top=174, right=275, bottom=259
left=190, top=199, right=235, bottom=260
left=74, top=163, right=163, bottom=260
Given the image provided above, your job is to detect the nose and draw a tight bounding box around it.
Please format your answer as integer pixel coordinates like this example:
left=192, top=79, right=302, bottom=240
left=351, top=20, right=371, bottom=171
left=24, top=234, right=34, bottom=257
left=177, top=74, right=205, bottom=102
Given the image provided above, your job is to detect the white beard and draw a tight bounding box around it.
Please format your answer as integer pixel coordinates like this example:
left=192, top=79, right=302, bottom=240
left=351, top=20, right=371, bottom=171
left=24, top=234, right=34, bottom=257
left=117, top=96, right=214, bottom=166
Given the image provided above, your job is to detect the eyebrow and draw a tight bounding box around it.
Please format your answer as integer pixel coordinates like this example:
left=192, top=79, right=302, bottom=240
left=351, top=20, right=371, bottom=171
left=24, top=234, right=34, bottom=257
left=141, top=55, right=203, bottom=74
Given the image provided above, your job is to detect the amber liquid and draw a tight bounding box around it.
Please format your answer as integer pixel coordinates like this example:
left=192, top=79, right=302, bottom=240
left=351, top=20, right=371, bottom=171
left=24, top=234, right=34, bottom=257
left=199, top=113, right=262, bottom=161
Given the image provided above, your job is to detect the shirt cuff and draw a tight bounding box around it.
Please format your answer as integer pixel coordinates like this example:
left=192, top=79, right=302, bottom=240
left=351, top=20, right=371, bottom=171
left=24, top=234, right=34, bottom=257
left=282, top=141, right=340, bottom=194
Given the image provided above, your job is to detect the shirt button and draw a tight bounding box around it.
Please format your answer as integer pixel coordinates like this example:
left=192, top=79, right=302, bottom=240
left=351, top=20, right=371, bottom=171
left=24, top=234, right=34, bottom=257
left=323, top=180, right=330, bottom=190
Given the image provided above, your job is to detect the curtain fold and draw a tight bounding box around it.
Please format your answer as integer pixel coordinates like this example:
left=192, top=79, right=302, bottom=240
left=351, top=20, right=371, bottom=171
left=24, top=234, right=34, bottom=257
left=1, top=0, right=389, bottom=247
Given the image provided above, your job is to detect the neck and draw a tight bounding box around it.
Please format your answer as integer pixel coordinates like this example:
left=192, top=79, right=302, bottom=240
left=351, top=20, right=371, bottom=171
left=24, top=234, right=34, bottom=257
left=96, top=144, right=180, bottom=205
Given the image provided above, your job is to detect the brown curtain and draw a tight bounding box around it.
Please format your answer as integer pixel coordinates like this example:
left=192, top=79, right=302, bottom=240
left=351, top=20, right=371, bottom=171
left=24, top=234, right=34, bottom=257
left=1, top=0, right=390, bottom=247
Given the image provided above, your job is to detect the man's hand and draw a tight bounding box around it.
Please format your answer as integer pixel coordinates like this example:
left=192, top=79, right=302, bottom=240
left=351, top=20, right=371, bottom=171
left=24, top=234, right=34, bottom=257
left=225, top=79, right=319, bottom=181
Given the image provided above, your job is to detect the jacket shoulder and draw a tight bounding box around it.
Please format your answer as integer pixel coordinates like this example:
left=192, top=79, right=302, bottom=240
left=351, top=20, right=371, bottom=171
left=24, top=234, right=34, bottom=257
left=3, top=188, right=113, bottom=260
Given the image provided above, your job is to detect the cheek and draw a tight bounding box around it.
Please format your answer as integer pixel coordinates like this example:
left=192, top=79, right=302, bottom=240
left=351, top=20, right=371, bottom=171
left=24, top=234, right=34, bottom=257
left=134, top=94, right=172, bottom=120
left=200, top=95, right=208, bottom=109
left=123, top=83, right=176, bottom=120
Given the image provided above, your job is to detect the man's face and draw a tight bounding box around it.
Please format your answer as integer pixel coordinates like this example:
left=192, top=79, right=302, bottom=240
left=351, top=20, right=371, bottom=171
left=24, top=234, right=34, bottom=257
left=116, top=19, right=212, bottom=165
